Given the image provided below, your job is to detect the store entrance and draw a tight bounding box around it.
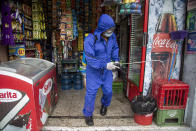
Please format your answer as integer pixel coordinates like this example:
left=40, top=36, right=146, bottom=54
left=44, top=0, right=144, bottom=128
left=45, top=87, right=133, bottom=127
left=0, top=0, right=192, bottom=130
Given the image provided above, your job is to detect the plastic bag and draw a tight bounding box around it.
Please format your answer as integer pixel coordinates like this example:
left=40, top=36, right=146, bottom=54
left=131, top=95, right=157, bottom=115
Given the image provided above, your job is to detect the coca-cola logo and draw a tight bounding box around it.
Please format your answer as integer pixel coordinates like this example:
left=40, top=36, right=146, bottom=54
left=0, top=89, right=22, bottom=102
left=43, top=78, right=53, bottom=95
left=152, top=35, right=177, bottom=49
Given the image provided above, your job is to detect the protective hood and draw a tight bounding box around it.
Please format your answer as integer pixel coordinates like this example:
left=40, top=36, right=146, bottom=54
left=94, top=14, right=115, bottom=40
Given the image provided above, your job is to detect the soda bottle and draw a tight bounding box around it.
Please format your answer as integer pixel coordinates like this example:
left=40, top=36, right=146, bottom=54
left=156, top=0, right=177, bottom=33
left=151, top=0, right=178, bottom=81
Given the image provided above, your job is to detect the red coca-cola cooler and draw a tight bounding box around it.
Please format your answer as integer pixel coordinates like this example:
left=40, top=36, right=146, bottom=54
left=126, top=0, right=149, bottom=101
left=0, top=58, right=58, bottom=131
left=126, top=0, right=184, bottom=101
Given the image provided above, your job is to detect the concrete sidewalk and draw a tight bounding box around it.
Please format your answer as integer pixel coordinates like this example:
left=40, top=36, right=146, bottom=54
left=43, top=125, right=190, bottom=131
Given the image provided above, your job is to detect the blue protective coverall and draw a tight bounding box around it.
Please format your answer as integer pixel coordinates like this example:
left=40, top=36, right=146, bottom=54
left=83, top=14, right=119, bottom=117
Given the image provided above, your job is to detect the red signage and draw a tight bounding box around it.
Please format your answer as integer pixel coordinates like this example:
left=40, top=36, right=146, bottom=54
left=152, top=33, right=177, bottom=53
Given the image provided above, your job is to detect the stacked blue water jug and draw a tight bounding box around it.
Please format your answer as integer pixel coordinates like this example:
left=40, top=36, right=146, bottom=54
left=61, top=72, right=83, bottom=90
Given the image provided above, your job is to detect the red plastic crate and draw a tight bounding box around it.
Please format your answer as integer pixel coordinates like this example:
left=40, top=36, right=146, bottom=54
left=127, top=79, right=140, bottom=101
left=152, top=79, right=189, bottom=110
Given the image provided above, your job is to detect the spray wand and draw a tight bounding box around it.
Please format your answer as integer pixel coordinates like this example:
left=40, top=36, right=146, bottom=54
left=114, top=59, right=167, bottom=81
left=117, top=60, right=167, bottom=70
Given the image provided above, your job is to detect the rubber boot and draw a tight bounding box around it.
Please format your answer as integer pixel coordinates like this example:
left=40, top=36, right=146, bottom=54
left=100, top=105, right=107, bottom=116
left=85, top=116, right=94, bottom=126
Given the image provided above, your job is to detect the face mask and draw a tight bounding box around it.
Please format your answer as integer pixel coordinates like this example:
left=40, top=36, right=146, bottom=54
left=103, top=32, right=113, bottom=37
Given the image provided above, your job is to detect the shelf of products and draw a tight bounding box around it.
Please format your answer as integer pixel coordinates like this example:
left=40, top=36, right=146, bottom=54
left=23, top=3, right=38, bottom=58
left=11, top=9, right=25, bottom=43
left=62, top=59, right=78, bottom=73
left=32, top=1, right=47, bottom=40
left=23, top=4, right=33, bottom=43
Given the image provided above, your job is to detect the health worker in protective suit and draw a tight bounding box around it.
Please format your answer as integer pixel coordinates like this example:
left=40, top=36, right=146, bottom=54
left=83, top=14, right=119, bottom=126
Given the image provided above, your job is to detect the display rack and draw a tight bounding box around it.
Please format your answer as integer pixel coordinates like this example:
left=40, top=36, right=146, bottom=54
left=22, top=3, right=36, bottom=58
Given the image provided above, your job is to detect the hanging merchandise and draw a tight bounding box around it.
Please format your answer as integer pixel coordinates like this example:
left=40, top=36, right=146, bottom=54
left=59, top=0, right=74, bottom=41
left=32, top=1, right=47, bottom=40
left=119, top=2, right=141, bottom=15
left=103, top=6, right=116, bottom=20
left=11, top=3, right=25, bottom=43
left=72, top=10, right=78, bottom=39
left=75, top=0, right=97, bottom=32
left=59, top=13, right=73, bottom=41
left=124, top=0, right=135, bottom=3
left=58, top=1, right=79, bottom=74
left=101, top=0, right=124, bottom=7
left=2, top=1, right=29, bottom=58
left=1, top=2, right=15, bottom=45
left=77, top=28, right=84, bottom=51
left=123, top=0, right=140, bottom=3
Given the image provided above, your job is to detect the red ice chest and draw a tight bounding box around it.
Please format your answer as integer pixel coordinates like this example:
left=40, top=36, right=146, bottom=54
left=152, top=79, right=189, bottom=110
left=0, top=58, right=58, bottom=131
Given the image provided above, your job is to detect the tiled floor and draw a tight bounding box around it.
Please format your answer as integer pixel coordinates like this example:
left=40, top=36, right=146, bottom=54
left=44, top=87, right=190, bottom=131
left=45, top=87, right=133, bottom=127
